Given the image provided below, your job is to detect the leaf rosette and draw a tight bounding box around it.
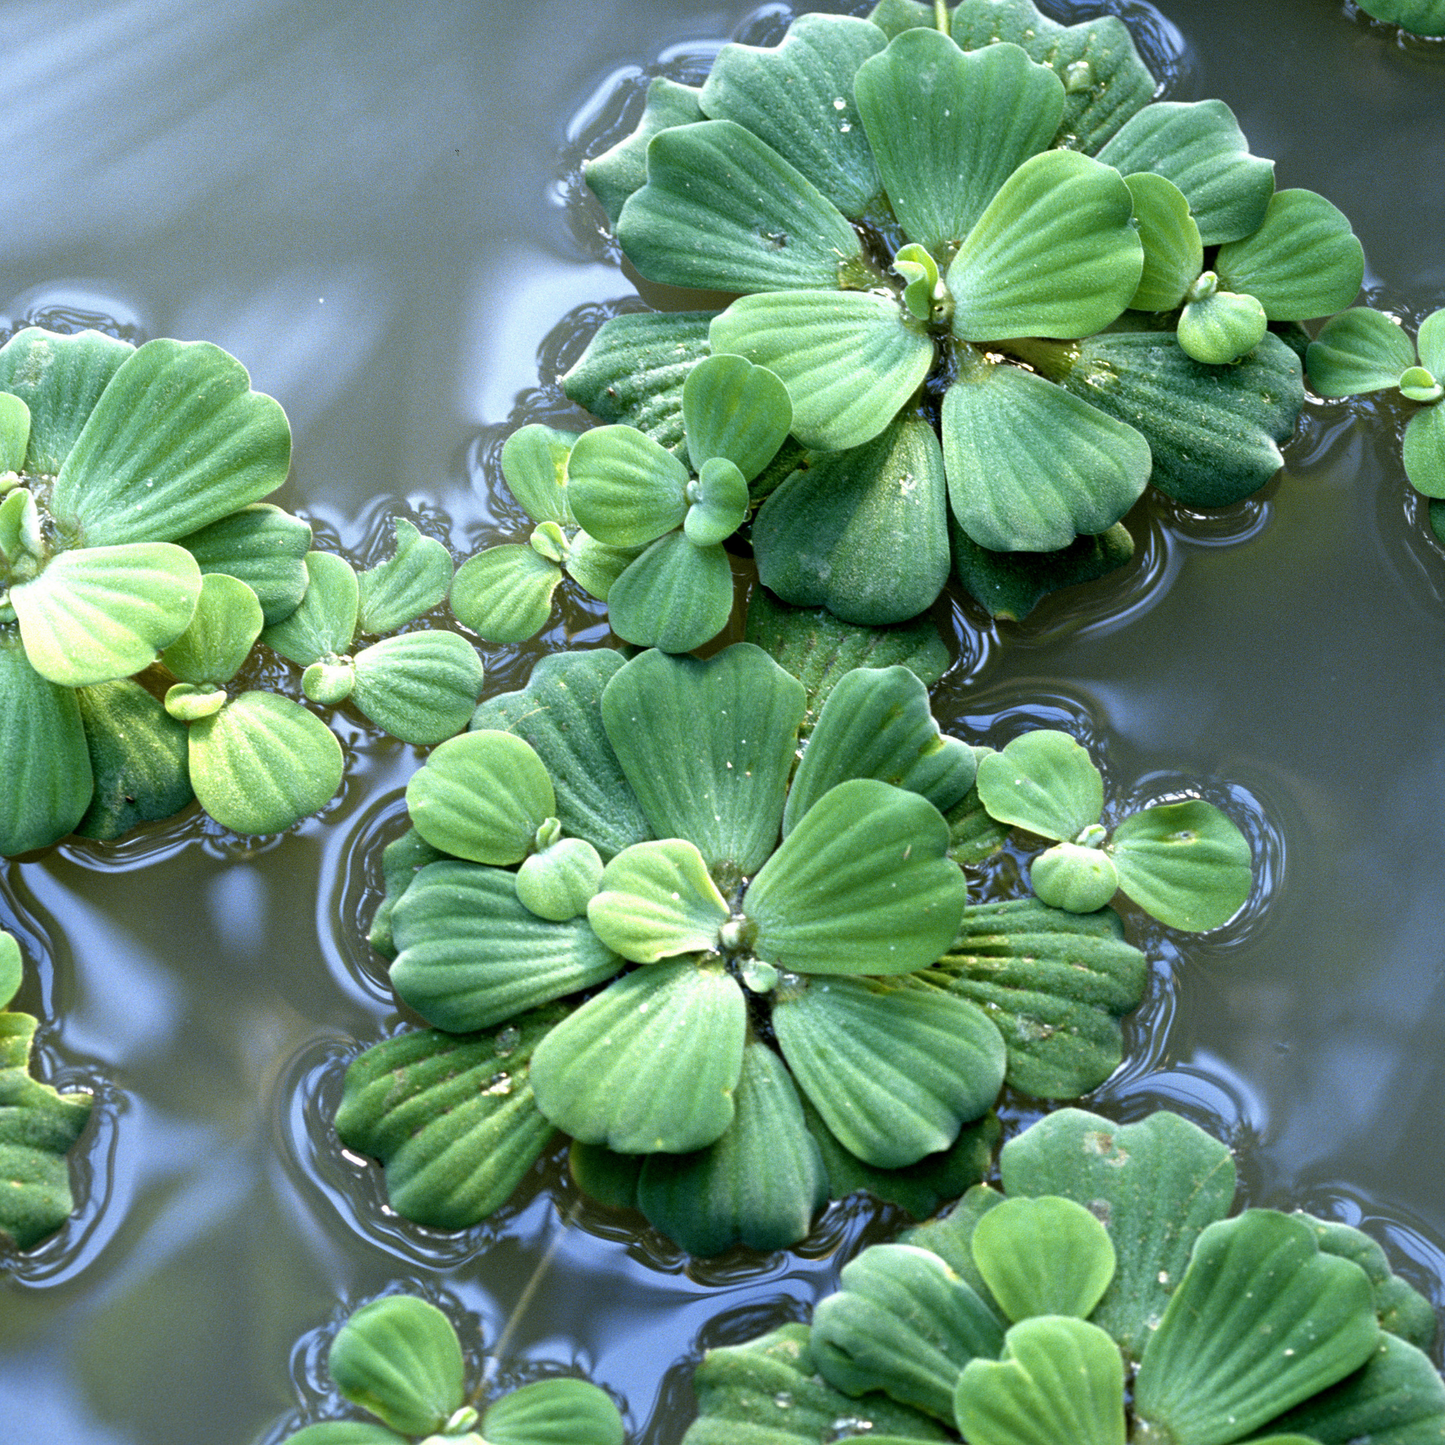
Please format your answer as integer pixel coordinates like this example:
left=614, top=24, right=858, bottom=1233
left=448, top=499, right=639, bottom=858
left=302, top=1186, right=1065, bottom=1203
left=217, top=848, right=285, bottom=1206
left=683, top=1108, right=1445, bottom=1445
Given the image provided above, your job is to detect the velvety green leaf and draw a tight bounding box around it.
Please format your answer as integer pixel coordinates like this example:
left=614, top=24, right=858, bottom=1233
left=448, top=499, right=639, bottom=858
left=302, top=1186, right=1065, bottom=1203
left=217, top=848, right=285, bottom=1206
left=0, top=391, right=30, bottom=473
left=711, top=289, right=933, bottom=453
left=335, top=1011, right=560, bottom=1229
left=602, top=644, right=805, bottom=880
left=748, top=778, right=968, bottom=977
left=683, top=354, right=792, bottom=481
left=773, top=974, right=1004, bottom=1168
left=971, top=1195, right=1116, bottom=1322
left=472, top=649, right=651, bottom=860
left=484, top=1378, right=625, bottom=1445
left=52, top=337, right=291, bottom=545
left=73, top=678, right=193, bottom=840
left=942, top=357, right=1151, bottom=553
left=975, top=730, right=1103, bottom=842
left=1124, top=173, right=1203, bottom=312
left=949, top=517, right=1134, bottom=622
left=176, top=501, right=312, bottom=626
left=1403, top=403, right=1445, bottom=498
left=954, top=1315, right=1126, bottom=1445
left=0, top=327, right=132, bottom=476
left=1215, top=189, right=1364, bottom=321
left=587, top=838, right=729, bottom=963
left=999, top=1108, right=1236, bottom=1359
left=406, top=729, right=554, bottom=865
left=371, top=834, right=446, bottom=954
left=1097, top=99, right=1275, bottom=246
left=786, top=666, right=974, bottom=834
left=684, top=456, right=750, bottom=547
left=450, top=544, right=561, bottom=643
left=604, top=531, right=735, bottom=653
left=586, top=77, right=706, bottom=227
left=356, top=519, right=453, bottom=634
left=1418, top=307, right=1445, bottom=377
left=528, top=960, right=746, bottom=1154
left=753, top=412, right=951, bottom=624
left=812, top=1243, right=1005, bottom=1420
left=933, top=898, right=1148, bottom=1098
left=284, top=1421, right=405, bottom=1445
left=514, top=837, right=604, bottom=923
left=1400, top=367, right=1443, bottom=405
left=1178, top=286, right=1270, bottom=365
left=349, top=631, right=483, bottom=745
left=561, top=312, right=713, bottom=451
left=498, top=424, right=576, bottom=527
left=617, top=120, right=865, bottom=293
left=0, top=486, right=39, bottom=564
left=947, top=149, right=1141, bottom=341
left=187, top=690, right=344, bottom=834
left=636, top=1042, right=829, bottom=1255
left=855, top=33, right=1061, bottom=253
left=328, top=1295, right=464, bottom=1437
left=1029, top=842, right=1120, bottom=914
left=1110, top=799, right=1252, bottom=931
left=160, top=570, right=263, bottom=686
left=261, top=550, right=359, bottom=666
left=565, top=531, right=644, bottom=601
left=568, top=424, right=691, bottom=548
left=1135, top=1211, right=1380, bottom=1444
left=1298, top=1214, right=1439, bottom=1350
left=0, top=933, right=20, bottom=1010
left=899, top=1182, right=1007, bottom=1307
left=0, top=634, right=94, bottom=854
left=303, top=660, right=356, bottom=707
left=165, top=682, right=228, bottom=721
left=11, top=541, right=203, bottom=687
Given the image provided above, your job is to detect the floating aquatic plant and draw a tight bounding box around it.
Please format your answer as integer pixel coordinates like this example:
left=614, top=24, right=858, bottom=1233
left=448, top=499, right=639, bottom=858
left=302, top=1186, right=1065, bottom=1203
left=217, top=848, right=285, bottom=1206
left=1355, top=0, right=1445, bottom=35
left=0, top=928, right=93, bottom=1251
left=336, top=614, right=1151, bottom=1255
left=683, top=1108, right=1445, bottom=1445
left=563, top=0, right=1360, bottom=623
left=283, top=1294, right=624, bottom=1445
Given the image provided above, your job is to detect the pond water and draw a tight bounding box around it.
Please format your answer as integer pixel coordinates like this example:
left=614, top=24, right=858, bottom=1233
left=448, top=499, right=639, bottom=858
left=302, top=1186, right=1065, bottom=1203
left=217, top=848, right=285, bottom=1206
left=2, top=1, right=1444, bottom=1442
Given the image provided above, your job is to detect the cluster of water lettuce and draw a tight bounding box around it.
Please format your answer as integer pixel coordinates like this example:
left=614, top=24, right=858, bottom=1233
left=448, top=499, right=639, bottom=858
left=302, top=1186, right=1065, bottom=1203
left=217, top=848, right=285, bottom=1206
left=512, top=0, right=1368, bottom=637
left=684, top=1108, right=1445, bottom=1445
left=282, top=1294, right=623, bottom=1445
left=0, top=326, right=484, bottom=853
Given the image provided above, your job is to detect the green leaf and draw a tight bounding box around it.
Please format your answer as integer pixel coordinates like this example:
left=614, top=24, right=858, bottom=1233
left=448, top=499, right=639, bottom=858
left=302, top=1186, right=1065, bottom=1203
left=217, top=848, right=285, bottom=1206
left=899, top=1182, right=1007, bottom=1305
left=0, top=391, right=30, bottom=473
left=51, top=337, right=291, bottom=545
left=586, top=76, right=706, bottom=227
left=356, top=518, right=453, bottom=634
left=699, top=13, right=887, bottom=221
left=636, top=1042, right=829, bottom=1255
left=941, top=357, right=1151, bottom=553
left=370, top=831, right=444, bottom=958
left=773, top=974, right=1003, bottom=1168
left=1399, top=367, right=1443, bottom=405
left=568, top=1140, right=642, bottom=1212
left=1418, top=307, right=1445, bottom=377
left=567, top=424, right=691, bottom=548
left=0, top=932, right=20, bottom=1010
left=684, top=456, right=750, bottom=547
left=617, top=120, right=865, bottom=293
left=747, top=778, right=968, bottom=976
left=934, top=897, right=1148, bottom=1099
left=1110, top=799, right=1252, bottom=931
left=0, top=327, right=132, bottom=476
left=73, top=678, right=193, bottom=840
left=514, top=838, right=605, bottom=923
left=565, top=531, right=644, bottom=601
left=975, top=731, right=1103, bottom=842
left=0, top=486, right=41, bottom=565
left=1403, top=402, right=1445, bottom=499
left=160, top=570, right=263, bottom=686
left=602, top=644, right=805, bottom=880
left=528, top=960, right=746, bottom=1154
left=261, top=550, right=359, bottom=666
left=483, top=1379, right=625, bottom=1445
left=1124, top=173, right=1203, bottom=312
left=349, top=631, right=484, bottom=745
left=786, top=665, right=974, bottom=833
left=187, top=690, right=344, bottom=834
left=1134, top=1211, right=1381, bottom=1445
left=604, top=531, right=736, bottom=654
left=1029, top=842, right=1120, bottom=914
left=11, top=541, right=203, bottom=687
left=1178, top=287, right=1270, bottom=366
left=998, top=1108, right=1236, bottom=1359
left=472, top=649, right=651, bottom=860
left=711, top=289, right=933, bottom=453
left=284, top=1422, right=406, bottom=1445
left=587, top=838, right=730, bottom=963
left=498, top=424, right=576, bottom=527
left=954, top=1315, right=1126, bottom=1445
left=327, top=1296, right=465, bottom=1437
left=450, top=544, right=562, bottom=644
left=304, top=659, right=356, bottom=707
left=335, top=1011, right=560, bottom=1229
left=176, top=502, right=312, bottom=626
left=752, top=412, right=951, bottom=625
left=944, top=773, right=1012, bottom=866
left=1215, top=189, right=1364, bottom=322
left=406, top=729, right=554, bottom=864
left=683, top=354, right=792, bottom=482
left=1097, top=100, right=1275, bottom=246
left=970, top=1195, right=1116, bottom=1322
left=947, top=149, right=1141, bottom=341
left=165, top=681, right=227, bottom=721
left=812, top=1243, right=1005, bottom=1421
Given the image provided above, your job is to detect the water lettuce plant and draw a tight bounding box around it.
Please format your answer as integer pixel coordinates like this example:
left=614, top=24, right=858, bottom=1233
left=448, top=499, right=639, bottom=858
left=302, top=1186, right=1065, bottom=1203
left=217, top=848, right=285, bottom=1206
left=0, top=928, right=93, bottom=1251
left=283, top=1294, right=624, bottom=1445
left=683, top=1108, right=1445, bottom=1445
left=1356, top=0, right=1445, bottom=35
left=564, top=0, right=1361, bottom=623
left=336, top=620, right=1150, bottom=1255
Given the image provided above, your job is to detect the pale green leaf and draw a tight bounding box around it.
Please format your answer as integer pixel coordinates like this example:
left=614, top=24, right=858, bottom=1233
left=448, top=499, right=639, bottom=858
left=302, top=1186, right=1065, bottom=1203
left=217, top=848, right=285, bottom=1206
left=328, top=1296, right=464, bottom=1437
left=567, top=424, right=690, bottom=548
left=499, top=424, right=576, bottom=527
left=260, top=550, right=358, bottom=666
left=1177, top=289, right=1269, bottom=365
left=604, top=531, right=735, bottom=654
left=484, top=1379, right=625, bottom=1445
left=974, top=731, right=1103, bottom=842
left=1403, top=403, right=1445, bottom=499
left=514, top=838, right=604, bottom=923
left=1418, top=307, right=1445, bottom=377
left=356, top=518, right=453, bottom=634
left=0, top=391, right=30, bottom=473
left=450, top=544, right=561, bottom=643
left=0, top=932, right=20, bottom=1010
left=683, top=354, right=792, bottom=481
left=160, top=570, right=263, bottom=686
left=1029, top=842, right=1120, bottom=914
left=970, top=1195, right=1116, bottom=1322
left=684, top=456, right=750, bottom=547
left=565, top=531, right=644, bottom=601
left=586, top=838, right=730, bottom=963
left=302, top=661, right=355, bottom=707
left=284, top=1421, right=405, bottom=1444
left=349, top=631, right=483, bottom=745
left=176, top=501, right=312, bottom=626
left=585, top=77, right=705, bottom=227
left=1109, top=799, right=1252, bottom=931
left=1124, top=172, right=1203, bottom=312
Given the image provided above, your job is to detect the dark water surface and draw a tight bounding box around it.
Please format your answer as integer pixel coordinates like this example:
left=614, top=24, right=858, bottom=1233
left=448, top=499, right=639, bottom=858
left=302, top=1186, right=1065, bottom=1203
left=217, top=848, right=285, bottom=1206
left=2, top=2, right=1444, bottom=1442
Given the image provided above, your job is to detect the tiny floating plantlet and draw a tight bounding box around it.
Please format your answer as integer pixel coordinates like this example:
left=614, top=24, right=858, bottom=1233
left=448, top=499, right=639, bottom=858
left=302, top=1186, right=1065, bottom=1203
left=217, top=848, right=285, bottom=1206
left=683, top=1107, right=1445, bottom=1445
left=282, top=1293, right=625, bottom=1445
